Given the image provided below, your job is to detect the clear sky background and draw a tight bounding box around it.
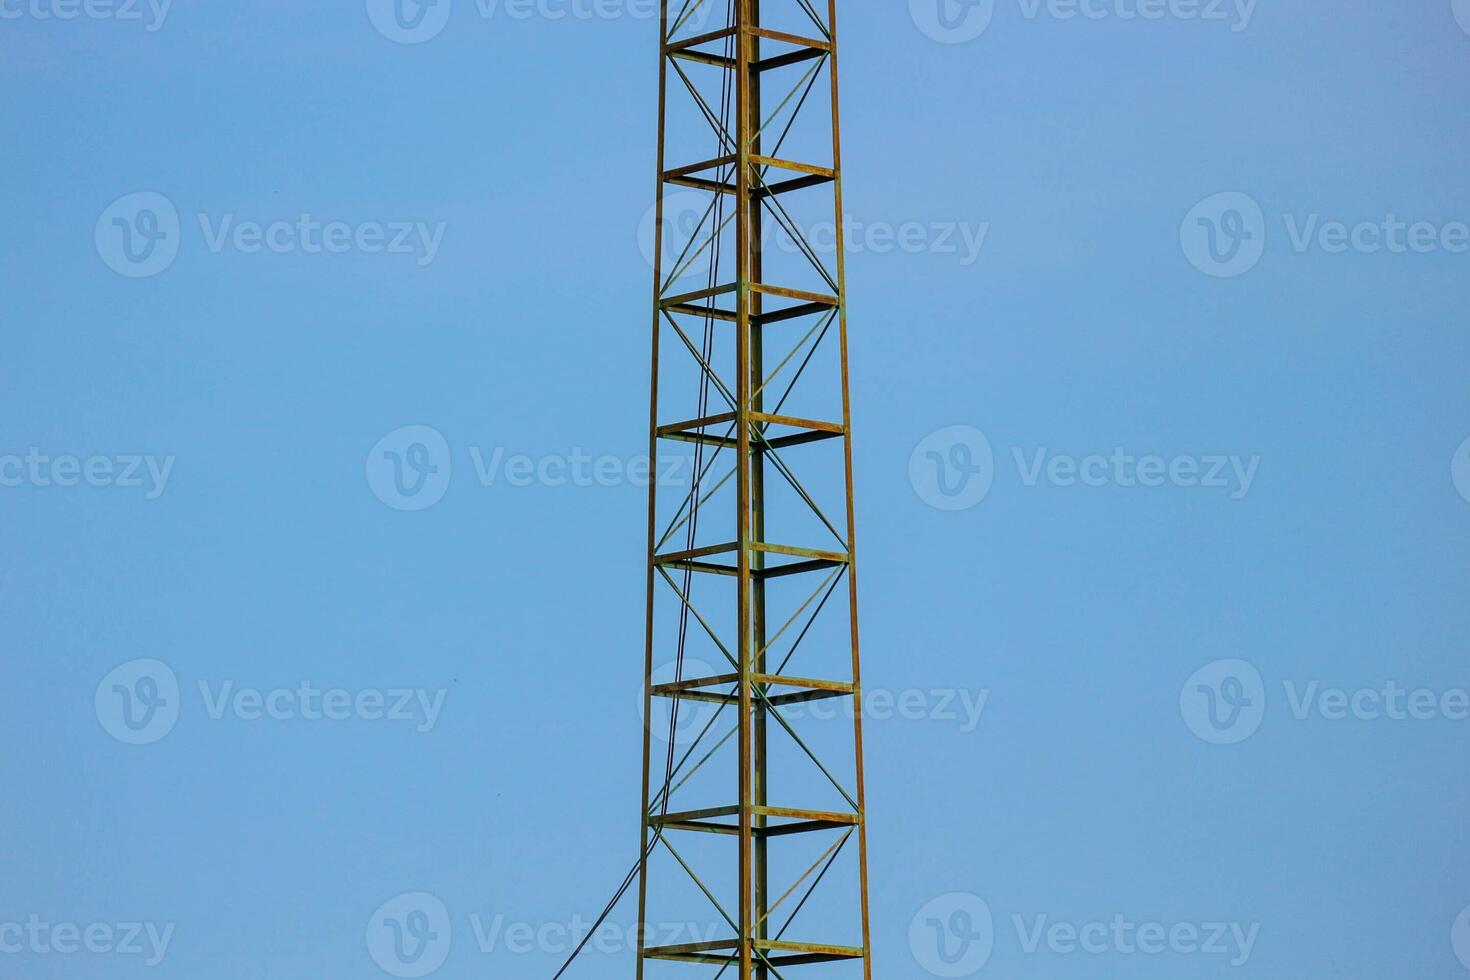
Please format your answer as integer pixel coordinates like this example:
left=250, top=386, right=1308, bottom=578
left=4, top=1, right=1470, bottom=978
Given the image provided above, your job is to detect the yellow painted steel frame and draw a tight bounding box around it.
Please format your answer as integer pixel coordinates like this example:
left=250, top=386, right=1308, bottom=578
left=638, top=2, right=871, bottom=978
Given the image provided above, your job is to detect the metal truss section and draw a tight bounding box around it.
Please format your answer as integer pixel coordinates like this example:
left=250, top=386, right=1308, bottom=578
left=637, top=2, right=871, bottom=978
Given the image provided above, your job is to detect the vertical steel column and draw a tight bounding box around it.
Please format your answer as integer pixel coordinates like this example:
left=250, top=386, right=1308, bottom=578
left=826, top=4, right=873, bottom=977
left=634, top=5, right=670, bottom=980
left=733, top=2, right=756, bottom=974
left=743, top=3, right=770, bottom=977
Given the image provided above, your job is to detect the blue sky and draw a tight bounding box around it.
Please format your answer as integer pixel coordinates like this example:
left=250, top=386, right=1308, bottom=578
left=4, top=1, right=1470, bottom=978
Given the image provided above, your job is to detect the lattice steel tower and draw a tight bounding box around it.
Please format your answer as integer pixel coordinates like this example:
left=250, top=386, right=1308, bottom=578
left=636, top=1, right=871, bottom=976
